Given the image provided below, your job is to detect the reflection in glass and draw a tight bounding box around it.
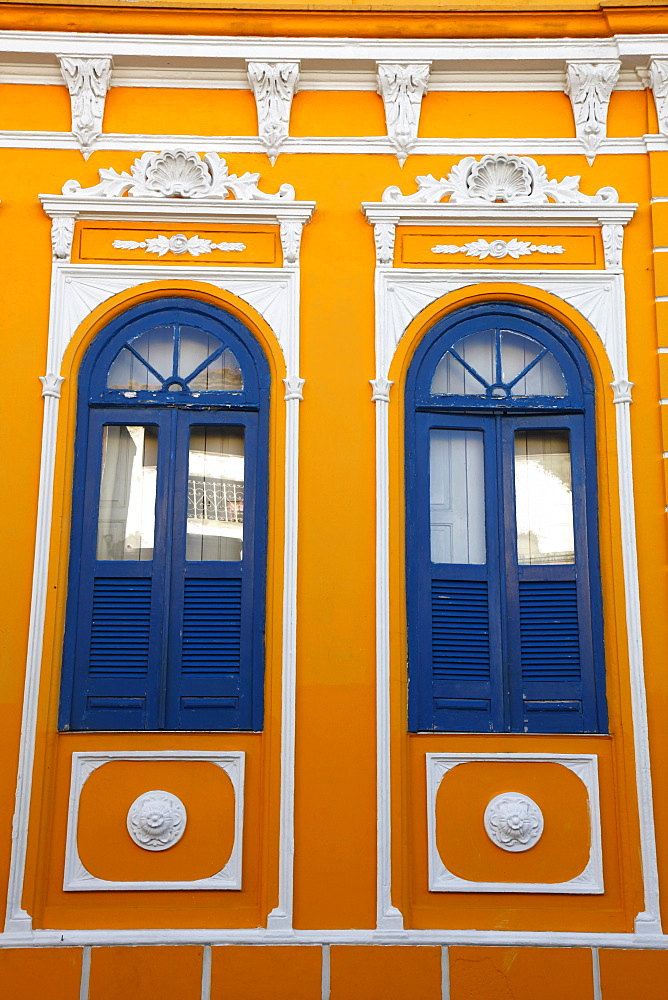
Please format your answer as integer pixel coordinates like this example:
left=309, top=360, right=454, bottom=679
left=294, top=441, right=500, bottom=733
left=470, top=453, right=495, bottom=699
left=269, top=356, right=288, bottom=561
left=503, top=331, right=567, bottom=396
left=431, top=329, right=495, bottom=395
left=107, top=323, right=244, bottom=393
left=430, top=429, right=486, bottom=564
left=515, top=430, right=575, bottom=565
left=96, top=425, right=158, bottom=560
left=187, top=427, right=245, bottom=561
left=430, top=328, right=567, bottom=397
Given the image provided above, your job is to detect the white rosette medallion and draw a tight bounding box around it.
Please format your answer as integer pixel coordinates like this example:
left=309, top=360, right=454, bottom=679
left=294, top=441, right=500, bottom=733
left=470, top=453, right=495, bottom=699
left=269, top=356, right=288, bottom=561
left=483, top=792, right=544, bottom=853
left=126, top=790, right=187, bottom=852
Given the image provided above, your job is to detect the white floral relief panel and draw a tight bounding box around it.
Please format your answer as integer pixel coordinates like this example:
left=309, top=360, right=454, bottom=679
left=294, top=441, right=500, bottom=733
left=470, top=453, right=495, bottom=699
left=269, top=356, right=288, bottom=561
left=425, top=752, right=603, bottom=894
left=63, top=750, right=245, bottom=891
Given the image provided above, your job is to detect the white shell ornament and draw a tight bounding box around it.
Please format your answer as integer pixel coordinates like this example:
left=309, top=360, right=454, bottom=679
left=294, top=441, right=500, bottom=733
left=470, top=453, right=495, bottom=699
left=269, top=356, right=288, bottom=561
left=126, top=790, right=187, bottom=851
left=483, top=792, right=544, bottom=853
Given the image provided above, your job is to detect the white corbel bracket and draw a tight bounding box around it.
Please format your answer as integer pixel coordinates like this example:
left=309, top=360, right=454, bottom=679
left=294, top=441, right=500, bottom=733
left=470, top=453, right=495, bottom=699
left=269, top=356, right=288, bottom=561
left=564, top=61, right=620, bottom=164
left=639, top=60, right=668, bottom=136
left=39, top=149, right=315, bottom=265
left=376, top=62, right=430, bottom=166
left=247, top=61, right=299, bottom=165
left=58, top=55, right=112, bottom=160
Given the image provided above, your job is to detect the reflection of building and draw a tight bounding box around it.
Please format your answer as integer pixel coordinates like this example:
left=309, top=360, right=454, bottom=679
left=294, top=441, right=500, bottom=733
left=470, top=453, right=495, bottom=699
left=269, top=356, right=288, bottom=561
left=3, top=3, right=668, bottom=998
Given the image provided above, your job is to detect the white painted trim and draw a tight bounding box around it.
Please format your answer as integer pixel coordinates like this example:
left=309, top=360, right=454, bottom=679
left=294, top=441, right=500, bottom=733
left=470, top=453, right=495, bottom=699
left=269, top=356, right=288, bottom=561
left=1, top=927, right=668, bottom=948
left=372, top=381, right=404, bottom=933
left=0, top=64, right=647, bottom=92
left=63, top=751, right=245, bottom=891
left=79, top=945, right=90, bottom=1000
left=373, top=265, right=662, bottom=933
left=0, top=30, right=651, bottom=61
left=441, top=946, right=450, bottom=1000
left=201, top=945, right=211, bottom=1000
left=0, top=132, right=656, bottom=156
left=592, top=948, right=602, bottom=1000
left=364, top=202, right=636, bottom=231
left=426, top=753, right=603, bottom=894
left=321, top=944, right=330, bottom=1000
left=5, top=262, right=302, bottom=931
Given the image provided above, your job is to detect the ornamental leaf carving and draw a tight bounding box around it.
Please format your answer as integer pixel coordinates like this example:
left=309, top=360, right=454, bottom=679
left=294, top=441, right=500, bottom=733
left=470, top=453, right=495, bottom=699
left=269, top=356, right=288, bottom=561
left=431, top=238, right=565, bottom=260
left=565, top=62, right=620, bottom=164
left=376, top=62, right=430, bottom=165
left=112, top=234, right=247, bottom=257
left=58, top=55, right=112, bottom=159
left=382, top=153, right=619, bottom=205
left=247, top=62, right=299, bottom=164
left=61, top=149, right=296, bottom=201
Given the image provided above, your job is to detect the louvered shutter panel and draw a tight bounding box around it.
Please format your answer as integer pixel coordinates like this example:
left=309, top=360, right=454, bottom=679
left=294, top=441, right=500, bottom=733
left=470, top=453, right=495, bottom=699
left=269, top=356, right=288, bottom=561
left=518, top=578, right=589, bottom=732
left=430, top=578, right=496, bottom=731
left=71, top=573, right=160, bottom=730
left=173, top=575, right=245, bottom=729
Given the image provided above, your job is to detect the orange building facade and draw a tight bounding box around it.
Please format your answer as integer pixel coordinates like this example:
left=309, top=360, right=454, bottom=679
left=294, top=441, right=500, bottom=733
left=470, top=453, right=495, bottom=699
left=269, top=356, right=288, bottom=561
left=2, top=3, right=668, bottom=997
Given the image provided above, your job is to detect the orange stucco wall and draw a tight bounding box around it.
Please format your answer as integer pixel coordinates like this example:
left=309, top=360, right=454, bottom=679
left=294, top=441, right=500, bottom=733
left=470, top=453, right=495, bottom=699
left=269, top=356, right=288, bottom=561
left=1, top=3, right=668, bottom=995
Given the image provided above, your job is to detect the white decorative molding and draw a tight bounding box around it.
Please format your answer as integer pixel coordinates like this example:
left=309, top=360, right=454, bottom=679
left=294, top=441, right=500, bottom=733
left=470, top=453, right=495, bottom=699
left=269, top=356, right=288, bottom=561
left=426, top=753, right=603, bottom=893
left=39, top=373, right=64, bottom=399
left=50, top=216, right=75, bottom=261
left=602, top=223, right=624, bottom=269
left=6, top=262, right=303, bottom=931
left=376, top=62, right=430, bottom=165
left=283, top=375, right=305, bottom=401
left=279, top=221, right=303, bottom=267
left=58, top=55, right=112, bottom=159
left=112, top=234, right=246, bottom=257
left=431, top=238, right=565, bottom=260
left=247, top=61, right=299, bottom=164
left=370, top=377, right=393, bottom=403
left=483, top=793, right=544, bottom=853
left=126, top=790, right=187, bottom=851
left=381, top=153, right=619, bottom=206
left=61, top=148, right=296, bottom=201
left=565, top=61, right=620, bottom=163
left=371, top=261, right=661, bottom=934
left=39, top=150, right=315, bottom=265
left=612, top=378, right=634, bottom=404
left=643, top=59, right=668, bottom=136
left=63, top=752, right=244, bottom=891
left=374, top=222, right=397, bottom=266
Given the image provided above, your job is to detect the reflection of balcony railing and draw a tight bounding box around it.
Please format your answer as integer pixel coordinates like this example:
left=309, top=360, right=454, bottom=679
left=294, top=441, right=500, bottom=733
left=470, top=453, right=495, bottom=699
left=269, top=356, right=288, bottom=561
left=188, top=477, right=244, bottom=523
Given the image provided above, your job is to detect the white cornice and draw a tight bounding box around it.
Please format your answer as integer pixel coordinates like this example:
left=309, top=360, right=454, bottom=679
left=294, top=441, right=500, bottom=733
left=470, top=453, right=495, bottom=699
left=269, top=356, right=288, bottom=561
left=0, top=33, right=660, bottom=93
left=362, top=203, right=637, bottom=228
left=39, top=195, right=315, bottom=227
left=0, top=64, right=647, bottom=91
left=0, top=131, right=657, bottom=156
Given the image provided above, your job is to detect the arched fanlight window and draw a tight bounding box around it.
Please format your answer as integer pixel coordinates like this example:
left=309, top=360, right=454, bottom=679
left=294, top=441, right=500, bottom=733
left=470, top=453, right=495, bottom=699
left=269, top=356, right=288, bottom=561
left=59, top=298, right=270, bottom=732
left=405, top=302, right=606, bottom=734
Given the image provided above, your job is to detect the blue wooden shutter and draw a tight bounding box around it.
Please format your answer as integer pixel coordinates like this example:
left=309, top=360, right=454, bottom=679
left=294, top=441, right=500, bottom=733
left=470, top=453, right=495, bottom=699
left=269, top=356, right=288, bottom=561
left=165, top=411, right=262, bottom=731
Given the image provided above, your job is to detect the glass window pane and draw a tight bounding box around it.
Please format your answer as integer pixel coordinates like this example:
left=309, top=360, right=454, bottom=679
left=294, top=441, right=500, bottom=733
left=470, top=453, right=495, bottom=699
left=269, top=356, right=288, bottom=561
left=515, top=430, right=575, bottom=565
left=187, top=427, right=244, bottom=561
left=430, top=429, right=486, bottom=564
left=431, top=330, right=495, bottom=395
left=96, top=425, right=158, bottom=561
left=502, top=331, right=567, bottom=396
left=107, top=347, right=161, bottom=391
left=106, top=326, right=174, bottom=390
